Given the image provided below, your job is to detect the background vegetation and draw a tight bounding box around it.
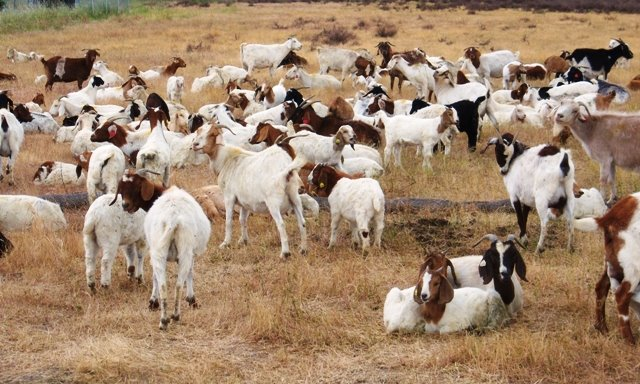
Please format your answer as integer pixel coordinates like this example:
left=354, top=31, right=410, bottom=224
left=0, top=2, right=640, bottom=383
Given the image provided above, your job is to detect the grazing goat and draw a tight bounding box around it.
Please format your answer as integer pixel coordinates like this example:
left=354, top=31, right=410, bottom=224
left=483, top=133, right=575, bottom=254
left=111, top=169, right=210, bottom=330
left=84, top=193, right=147, bottom=291
left=0, top=108, right=25, bottom=185
left=307, top=164, right=384, bottom=254
left=240, top=37, right=303, bottom=77
left=567, top=39, right=633, bottom=80
left=40, top=49, right=100, bottom=90
left=192, top=124, right=307, bottom=259
left=0, top=195, right=67, bottom=232
left=555, top=99, right=640, bottom=204
left=140, top=57, right=187, bottom=81
left=574, top=193, right=640, bottom=344
left=317, top=46, right=366, bottom=82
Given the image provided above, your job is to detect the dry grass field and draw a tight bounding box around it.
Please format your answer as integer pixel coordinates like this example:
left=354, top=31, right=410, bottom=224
left=1, top=2, right=640, bottom=383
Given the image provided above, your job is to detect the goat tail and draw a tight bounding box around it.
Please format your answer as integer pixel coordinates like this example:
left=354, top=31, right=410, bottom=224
left=155, top=221, right=179, bottom=254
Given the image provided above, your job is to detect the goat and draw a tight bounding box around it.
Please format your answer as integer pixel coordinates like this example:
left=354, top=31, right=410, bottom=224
left=255, top=79, right=287, bottom=109
left=567, top=39, right=633, bottom=80
left=136, top=109, right=172, bottom=187
left=0, top=195, right=67, bottom=231
left=574, top=193, right=640, bottom=344
left=462, top=47, right=519, bottom=80
left=84, top=193, right=147, bottom=291
left=40, top=49, right=100, bottom=90
left=92, top=60, right=124, bottom=86
left=206, top=65, right=254, bottom=86
left=482, top=133, right=575, bottom=254
left=307, top=164, right=384, bottom=254
left=573, top=187, right=607, bottom=219
left=288, top=125, right=356, bottom=169
left=385, top=55, right=434, bottom=100
left=0, top=72, right=17, bottom=82
left=278, top=50, right=309, bottom=69
left=375, top=41, right=426, bottom=93
left=192, top=124, right=307, bottom=259
left=317, top=46, right=365, bottom=82
left=33, top=160, right=86, bottom=186
left=0, top=108, right=25, bottom=185
left=11, top=104, right=59, bottom=134
left=86, top=144, right=126, bottom=204
left=285, top=65, right=342, bottom=89
left=240, top=37, right=303, bottom=77
left=6, top=47, right=33, bottom=63
left=166, top=75, right=185, bottom=103
left=139, top=57, right=187, bottom=81
left=111, top=169, right=210, bottom=330
left=375, top=107, right=459, bottom=170
left=555, top=99, right=640, bottom=204
left=543, top=51, right=571, bottom=80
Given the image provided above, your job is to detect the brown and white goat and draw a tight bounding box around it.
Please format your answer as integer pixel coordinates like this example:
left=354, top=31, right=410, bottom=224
left=139, top=57, right=187, bottom=81
left=111, top=169, right=210, bottom=330
left=574, top=193, right=640, bottom=344
left=544, top=51, right=571, bottom=80
left=40, top=49, right=100, bottom=91
left=376, top=41, right=426, bottom=93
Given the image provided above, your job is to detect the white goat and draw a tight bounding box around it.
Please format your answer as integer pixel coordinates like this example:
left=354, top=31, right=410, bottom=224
left=191, top=124, right=307, bottom=259
left=317, top=46, right=362, bottom=81
left=240, top=37, right=303, bottom=76
left=375, top=108, right=459, bottom=170
left=0, top=195, right=67, bottom=231
left=483, top=133, right=575, bottom=254
left=288, top=125, right=356, bottom=168
left=6, top=48, right=32, bottom=63
left=92, top=60, right=124, bottom=87
left=0, top=108, right=25, bottom=185
left=191, top=74, right=223, bottom=93
left=136, top=110, right=172, bottom=187
left=71, top=111, right=106, bottom=156
left=86, top=144, right=126, bottom=204
left=206, top=65, right=253, bottom=85
left=462, top=47, right=520, bottom=80
left=113, top=170, right=211, bottom=330
left=285, top=65, right=342, bottom=89
left=33, top=161, right=86, bottom=186
left=83, top=193, right=147, bottom=291
left=166, top=75, right=185, bottom=103
left=574, top=187, right=607, bottom=219
left=64, top=75, right=106, bottom=106
left=547, top=81, right=598, bottom=100
left=342, top=157, right=384, bottom=178
left=386, top=55, right=434, bottom=100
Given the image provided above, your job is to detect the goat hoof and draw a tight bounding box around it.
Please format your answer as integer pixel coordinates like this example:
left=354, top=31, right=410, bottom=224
left=299, top=248, right=307, bottom=256
left=218, top=242, right=230, bottom=250
left=159, top=318, right=170, bottom=330
left=280, top=251, right=291, bottom=260
left=594, top=322, right=609, bottom=334
left=127, top=265, right=135, bottom=278
left=88, top=282, right=96, bottom=293
left=186, top=296, right=198, bottom=308
left=171, top=314, right=180, bottom=322
left=149, top=299, right=160, bottom=311
left=101, top=283, right=110, bottom=289
left=136, top=276, right=143, bottom=285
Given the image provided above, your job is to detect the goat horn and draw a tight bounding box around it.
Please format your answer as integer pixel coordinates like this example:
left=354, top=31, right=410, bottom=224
left=472, top=234, right=499, bottom=248
left=136, top=168, right=161, bottom=176
left=425, top=59, right=438, bottom=70
left=220, top=125, right=236, bottom=135
left=446, top=258, right=460, bottom=288
left=506, top=234, right=525, bottom=249
left=479, top=137, right=499, bottom=154
left=576, top=101, right=592, bottom=119
left=413, top=286, right=423, bottom=305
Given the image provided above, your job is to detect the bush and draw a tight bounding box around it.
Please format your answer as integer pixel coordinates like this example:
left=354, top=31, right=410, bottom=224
left=314, top=25, right=357, bottom=45
left=375, top=21, right=397, bottom=38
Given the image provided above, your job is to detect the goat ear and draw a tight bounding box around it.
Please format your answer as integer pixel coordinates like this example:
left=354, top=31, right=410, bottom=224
left=515, top=253, right=528, bottom=282
left=437, top=275, right=454, bottom=305
left=141, top=179, right=155, bottom=201
left=108, top=124, right=117, bottom=138
left=478, top=257, right=493, bottom=284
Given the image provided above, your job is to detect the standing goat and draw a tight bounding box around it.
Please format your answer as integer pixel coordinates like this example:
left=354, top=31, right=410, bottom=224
left=40, top=49, right=100, bottom=91
left=111, top=169, right=210, bottom=330
left=0, top=108, right=25, bottom=185
left=192, top=124, right=307, bottom=259
left=240, top=37, right=302, bottom=77
left=554, top=99, right=640, bottom=204
left=567, top=39, right=633, bottom=80
left=482, top=133, right=575, bottom=254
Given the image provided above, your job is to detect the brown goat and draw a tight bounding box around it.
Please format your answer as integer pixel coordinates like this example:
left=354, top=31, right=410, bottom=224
left=328, top=96, right=354, bottom=120
left=543, top=51, right=571, bottom=80
left=354, top=55, right=375, bottom=77
left=278, top=51, right=308, bottom=68
left=627, top=74, right=640, bottom=91
left=40, top=49, right=100, bottom=91
left=376, top=41, right=426, bottom=93
left=248, top=122, right=287, bottom=147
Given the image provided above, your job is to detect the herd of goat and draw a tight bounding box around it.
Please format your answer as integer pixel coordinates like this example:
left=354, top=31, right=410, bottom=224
left=1, top=35, right=640, bottom=342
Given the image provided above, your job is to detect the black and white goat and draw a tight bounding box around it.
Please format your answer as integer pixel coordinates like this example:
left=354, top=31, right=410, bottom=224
left=567, top=39, right=633, bottom=80
left=482, top=133, right=575, bottom=254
